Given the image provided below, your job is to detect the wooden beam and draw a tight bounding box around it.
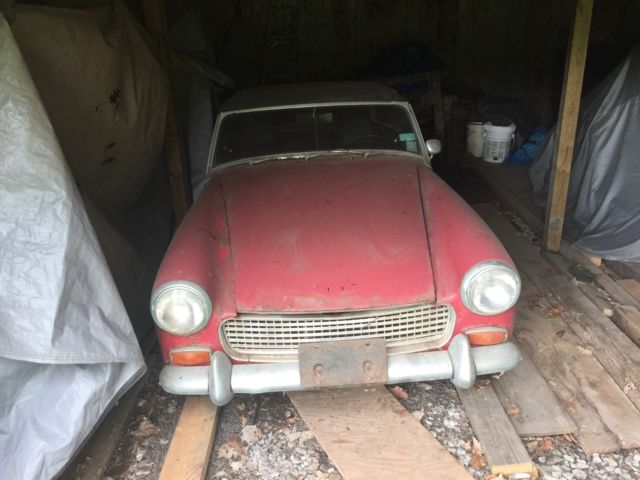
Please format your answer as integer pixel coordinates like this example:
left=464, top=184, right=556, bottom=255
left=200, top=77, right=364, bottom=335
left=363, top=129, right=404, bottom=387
left=159, top=396, right=219, bottom=480
left=543, top=0, right=593, bottom=251
left=289, top=387, right=472, bottom=479
left=142, top=0, right=191, bottom=223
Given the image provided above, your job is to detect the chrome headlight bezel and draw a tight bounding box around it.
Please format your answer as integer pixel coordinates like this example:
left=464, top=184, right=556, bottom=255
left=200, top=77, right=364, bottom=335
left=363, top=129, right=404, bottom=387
left=461, top=261, right=521, bottom=316
left=151, top=280, right=212, bottom=336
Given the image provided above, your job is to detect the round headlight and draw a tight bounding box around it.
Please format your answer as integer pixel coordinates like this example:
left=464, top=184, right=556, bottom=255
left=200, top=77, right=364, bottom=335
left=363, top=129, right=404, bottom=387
left=461, top=261, right=521, bottom=315
left=151, top=281, right=212, bottom=335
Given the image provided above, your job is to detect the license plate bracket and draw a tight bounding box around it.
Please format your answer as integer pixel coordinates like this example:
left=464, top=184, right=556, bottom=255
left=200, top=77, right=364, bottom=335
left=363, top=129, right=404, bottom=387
left=298, top=338, right=388, bottom=388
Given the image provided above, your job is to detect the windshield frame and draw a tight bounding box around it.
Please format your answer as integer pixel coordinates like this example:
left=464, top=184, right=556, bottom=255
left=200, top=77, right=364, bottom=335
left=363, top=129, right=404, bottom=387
left=206, top=101, right=429, bottom=175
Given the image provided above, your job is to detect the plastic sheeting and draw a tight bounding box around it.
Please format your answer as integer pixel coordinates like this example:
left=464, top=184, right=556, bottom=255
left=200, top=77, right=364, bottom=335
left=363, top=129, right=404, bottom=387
left=530, top=47, right=640, bottom=261
left=0, top=16, right=145, bottom=480
left=11, top=2, right=168, bottom=217
left=11, top=1, right=173, bottom=342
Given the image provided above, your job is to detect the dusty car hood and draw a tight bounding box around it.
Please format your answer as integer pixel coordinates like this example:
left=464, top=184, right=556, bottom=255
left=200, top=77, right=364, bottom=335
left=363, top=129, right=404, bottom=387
left=219, top=155, right=435, bottom=312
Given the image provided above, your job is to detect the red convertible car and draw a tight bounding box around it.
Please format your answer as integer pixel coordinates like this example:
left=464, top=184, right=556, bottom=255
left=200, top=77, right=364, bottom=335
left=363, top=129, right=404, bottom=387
left=153, top=82, right=521, bottom=406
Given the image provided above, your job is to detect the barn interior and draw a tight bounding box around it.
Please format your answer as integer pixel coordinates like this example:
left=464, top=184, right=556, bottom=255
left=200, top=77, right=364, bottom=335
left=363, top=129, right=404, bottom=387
left=2, top=1, right=640, bottom=479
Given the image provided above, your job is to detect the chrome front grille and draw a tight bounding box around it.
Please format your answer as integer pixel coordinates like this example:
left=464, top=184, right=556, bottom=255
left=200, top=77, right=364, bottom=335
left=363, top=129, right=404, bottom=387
left=220, top=304, right=454, bottom=361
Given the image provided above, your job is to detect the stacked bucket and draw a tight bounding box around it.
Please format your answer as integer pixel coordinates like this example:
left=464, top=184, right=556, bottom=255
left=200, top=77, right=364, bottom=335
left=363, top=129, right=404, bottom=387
left=466, top=122, right=516, bottom=163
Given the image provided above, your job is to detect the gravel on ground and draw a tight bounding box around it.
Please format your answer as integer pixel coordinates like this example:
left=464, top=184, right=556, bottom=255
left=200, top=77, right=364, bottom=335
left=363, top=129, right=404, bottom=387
left=104, top=357, right=640, bottom=480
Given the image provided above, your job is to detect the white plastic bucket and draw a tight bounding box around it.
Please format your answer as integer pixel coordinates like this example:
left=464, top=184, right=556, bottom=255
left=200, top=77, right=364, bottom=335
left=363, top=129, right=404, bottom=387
left=483, top=122, right=516, bottom=163
left=466, top=122, right=485, bottom=157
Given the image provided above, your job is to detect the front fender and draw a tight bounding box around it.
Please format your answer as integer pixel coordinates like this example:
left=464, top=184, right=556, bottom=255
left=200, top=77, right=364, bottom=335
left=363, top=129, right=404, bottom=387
left=418, top=167, right=516, bottom=341
left=153, top=181, right=236, bottom=361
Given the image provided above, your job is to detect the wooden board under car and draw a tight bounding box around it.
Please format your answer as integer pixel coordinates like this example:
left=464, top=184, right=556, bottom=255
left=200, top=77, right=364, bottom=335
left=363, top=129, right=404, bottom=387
left=457, top=383, right=535, bottom=477
left=289, top=386, right=472, bottom=480
left=159, top=396, right=219, bottom=480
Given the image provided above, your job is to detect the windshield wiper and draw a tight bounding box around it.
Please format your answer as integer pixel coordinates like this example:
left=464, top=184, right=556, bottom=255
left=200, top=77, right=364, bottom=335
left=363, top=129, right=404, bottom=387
left=328, top=150, right=402, bottom=159
left=248, top=153, right=321, bottom=166
left=245, top=149, right=409, bottom=167
left=326, top=149, right=372, bottom=156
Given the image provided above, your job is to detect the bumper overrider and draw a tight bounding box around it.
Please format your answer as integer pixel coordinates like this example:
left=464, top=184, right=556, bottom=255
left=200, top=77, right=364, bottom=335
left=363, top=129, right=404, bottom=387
left=159, top=334, right=521, bottom=406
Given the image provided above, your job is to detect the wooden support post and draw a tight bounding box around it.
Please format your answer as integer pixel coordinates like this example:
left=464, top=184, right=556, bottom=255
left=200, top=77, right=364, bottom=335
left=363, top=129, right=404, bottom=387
left=143, top=0, right=191, bottom=223
left=543, top=0, right=593, bottom=251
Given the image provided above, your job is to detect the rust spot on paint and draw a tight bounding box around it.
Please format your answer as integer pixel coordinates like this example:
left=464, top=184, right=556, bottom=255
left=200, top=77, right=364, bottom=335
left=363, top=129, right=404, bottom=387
left=198, top=227, right=230, bottom=248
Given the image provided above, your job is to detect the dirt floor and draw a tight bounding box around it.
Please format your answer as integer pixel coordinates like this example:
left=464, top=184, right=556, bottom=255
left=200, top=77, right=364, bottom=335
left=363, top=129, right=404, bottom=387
left=104, top=162, right=640, bottom=480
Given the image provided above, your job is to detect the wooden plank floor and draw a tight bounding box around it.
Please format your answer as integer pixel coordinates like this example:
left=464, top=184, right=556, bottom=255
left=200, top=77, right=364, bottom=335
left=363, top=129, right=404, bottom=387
left=491, top=351, right=577, bottom=437
left=618, top=279, right=640, bottom=302
left=477, top=203, right=640, bottom=453
left=456, top=383, right=534, bottom=476
left=478, top=204, right=640, bottom=411
left=289, top=386, right=472, bottom=480
left=472, top=157, right=640, bottom=349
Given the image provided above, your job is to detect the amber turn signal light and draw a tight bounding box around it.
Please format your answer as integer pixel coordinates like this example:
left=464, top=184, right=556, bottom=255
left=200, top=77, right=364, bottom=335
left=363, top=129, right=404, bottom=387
left=465, top=327, right=508, bottom=346
left=170, top=348, right=211, bottom=366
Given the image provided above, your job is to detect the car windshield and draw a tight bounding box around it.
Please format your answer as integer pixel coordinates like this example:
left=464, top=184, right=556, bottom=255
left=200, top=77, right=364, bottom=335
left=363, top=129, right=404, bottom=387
left=214, top=104, right=422, bottom=164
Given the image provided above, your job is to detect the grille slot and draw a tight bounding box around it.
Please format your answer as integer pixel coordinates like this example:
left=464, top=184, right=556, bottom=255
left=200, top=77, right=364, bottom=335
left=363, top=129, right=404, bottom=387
left=220, top=304, right=454, bottom=361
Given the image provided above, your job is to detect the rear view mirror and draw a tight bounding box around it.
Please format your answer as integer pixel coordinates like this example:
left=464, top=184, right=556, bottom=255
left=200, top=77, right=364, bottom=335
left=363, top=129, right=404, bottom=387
left=426, top=139, right=442, bottom=159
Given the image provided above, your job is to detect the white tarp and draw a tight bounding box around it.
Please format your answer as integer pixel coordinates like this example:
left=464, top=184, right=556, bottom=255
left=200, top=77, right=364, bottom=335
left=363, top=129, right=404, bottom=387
left=0, top=16, right=145, bottom=480
left=10, top=1, right=172, bottom=342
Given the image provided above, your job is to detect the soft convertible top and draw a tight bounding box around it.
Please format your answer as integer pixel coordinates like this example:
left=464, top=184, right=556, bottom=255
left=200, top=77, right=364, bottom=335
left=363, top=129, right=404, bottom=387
left=221, top=81, right=405, bottom=112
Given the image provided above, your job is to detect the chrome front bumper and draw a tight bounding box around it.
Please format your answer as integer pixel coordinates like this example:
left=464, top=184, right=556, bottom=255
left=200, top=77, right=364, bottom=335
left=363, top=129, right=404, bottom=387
left=159, top=334, right=521, bottom=406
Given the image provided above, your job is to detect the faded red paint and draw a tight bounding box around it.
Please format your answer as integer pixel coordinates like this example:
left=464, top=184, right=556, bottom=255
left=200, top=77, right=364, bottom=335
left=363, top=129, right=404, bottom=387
left=154, top=154, right=516, bottom=363
left=223, top=157, right=435, bottom=312
left=417, top=167, right=515, bottom=339
left=154, top=181, right=235, bottom=359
